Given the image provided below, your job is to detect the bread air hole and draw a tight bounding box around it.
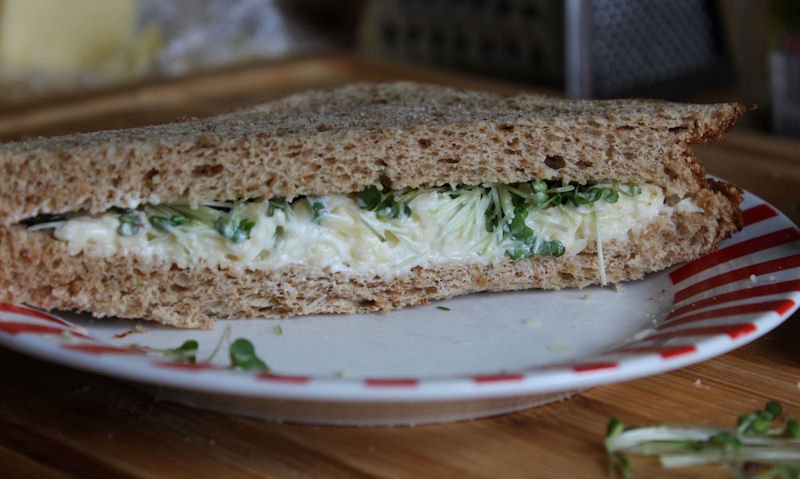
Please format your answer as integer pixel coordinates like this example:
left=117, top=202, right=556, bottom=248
left=358, top=299, right=378, bottom=309
left=192, top=164, right=224, bottom=177
left=544, top=155, right=566, bottom=170
left=143, top=168, right=159, bottom=186
left=663, top=166, right=680, bottom=180
left=559, top=272, right=575, bottom=282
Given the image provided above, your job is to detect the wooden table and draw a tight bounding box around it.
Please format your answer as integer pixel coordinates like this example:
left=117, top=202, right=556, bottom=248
left=1, top=55, right=799, bottom=478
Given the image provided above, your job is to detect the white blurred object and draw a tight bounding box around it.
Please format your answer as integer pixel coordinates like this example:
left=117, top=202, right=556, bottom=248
left=139, top=0, right=331, bottom=77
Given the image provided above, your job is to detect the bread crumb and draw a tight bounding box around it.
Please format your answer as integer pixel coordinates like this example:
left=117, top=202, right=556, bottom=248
left=522, top=317, right=541, bottom=327
left=582, top=293, right=591, bottom=300
left=750, top=274, right=758, bottom=284
left=114, top=324, right=148, bottom=339
left=693, top=378, right=711, bottom=390
left=615, top=284, right=627, bottom=294
left=547, top=343, right=571, bottom=353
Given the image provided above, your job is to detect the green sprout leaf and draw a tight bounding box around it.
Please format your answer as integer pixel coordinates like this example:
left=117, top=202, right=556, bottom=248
left=110, top=207, right=144, bottom=236
left=215, top=200, right=256, bottom=243
left=149, top=214, right=190, bottom=230
left=163, top=339, right=199, bottom=363
left=355, top=186, right=413, bottom=219
left=216, top=216, right=255, bottom=243
left=304, top=198, right=328, bottom=224
left=229, top=338, right=269, bottom=372
left=708, top=431, right=742, bottom=452
left=266, top=198, right=288, bottom=216
left=607, top=417, right=625, bottom=438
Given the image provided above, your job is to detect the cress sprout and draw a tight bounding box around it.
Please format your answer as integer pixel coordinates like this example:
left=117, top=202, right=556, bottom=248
left=303, top=198, right=328, bottom=224
left=158, top=335, right=269, bottom=372
left=229, top=338, right=270, bottom=372
left=355, top=186, right=413, bottom=219
left=477, top=180, right=637, bottom=261
left=142, top=200, right=256, bottom=244
left=110, top=207, right=144, bottom=236
left=605, top=400, right=800, bottom=478
left=163, top=339, right=199, bottom=363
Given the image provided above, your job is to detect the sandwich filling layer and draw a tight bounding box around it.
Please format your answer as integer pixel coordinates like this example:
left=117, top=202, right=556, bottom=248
left=25, top=182, right=685, bottom=279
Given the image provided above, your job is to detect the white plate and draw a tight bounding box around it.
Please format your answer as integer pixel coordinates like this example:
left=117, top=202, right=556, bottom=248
left=2, top=190, right=799, bottom=425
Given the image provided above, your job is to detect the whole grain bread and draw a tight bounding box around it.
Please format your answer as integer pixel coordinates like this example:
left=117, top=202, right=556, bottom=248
left=0, top=82, right=747, bottom=328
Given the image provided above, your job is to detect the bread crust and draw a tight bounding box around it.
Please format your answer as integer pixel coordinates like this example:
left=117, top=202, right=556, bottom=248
left=0, top=82, right=747, bottom=328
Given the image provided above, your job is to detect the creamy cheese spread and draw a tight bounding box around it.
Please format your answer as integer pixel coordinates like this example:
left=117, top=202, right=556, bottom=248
left=51, top=184, right=670, bottom=277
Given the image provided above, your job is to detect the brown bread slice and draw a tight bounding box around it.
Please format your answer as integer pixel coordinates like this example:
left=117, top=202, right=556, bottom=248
left=0, top=82, right=747, bottom=328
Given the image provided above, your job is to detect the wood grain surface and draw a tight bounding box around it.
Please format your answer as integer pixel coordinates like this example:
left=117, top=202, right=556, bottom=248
left=1, top=55, right=798, bottom=479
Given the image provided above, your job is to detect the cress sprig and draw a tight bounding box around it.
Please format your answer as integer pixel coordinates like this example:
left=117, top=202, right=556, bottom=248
left=160, top=332, right=269, bottom=373
left=605, top=400, right=800, bottom=478
left=480, top=180, right=638, bottom=260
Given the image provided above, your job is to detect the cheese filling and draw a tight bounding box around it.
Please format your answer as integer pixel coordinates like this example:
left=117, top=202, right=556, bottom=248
left=41, top=183, right=671, bottom=278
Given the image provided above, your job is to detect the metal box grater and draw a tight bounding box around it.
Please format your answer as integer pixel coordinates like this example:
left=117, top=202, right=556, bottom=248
left=357, top=0, right=732, bottom=98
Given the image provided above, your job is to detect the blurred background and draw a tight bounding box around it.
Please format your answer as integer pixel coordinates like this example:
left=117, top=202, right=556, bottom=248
left=0, top=0, right=798, bottom=139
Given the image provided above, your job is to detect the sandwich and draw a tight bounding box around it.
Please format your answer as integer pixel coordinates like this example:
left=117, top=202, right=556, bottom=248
left=0, top=82, right=748, bottom=329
